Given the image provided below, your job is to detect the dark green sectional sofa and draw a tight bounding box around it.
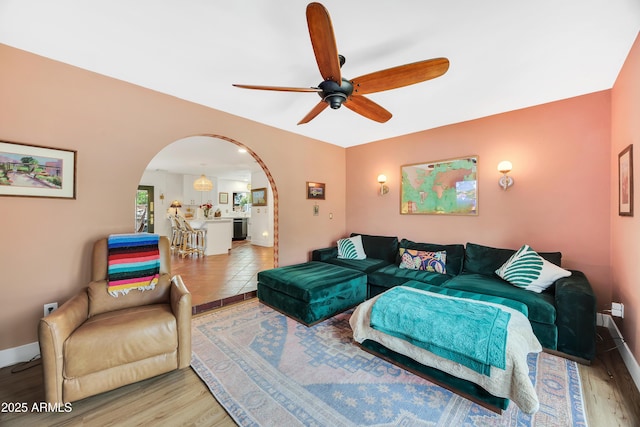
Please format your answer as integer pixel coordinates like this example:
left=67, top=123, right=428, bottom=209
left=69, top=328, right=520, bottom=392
left=312, top=233, right=597, bottom=362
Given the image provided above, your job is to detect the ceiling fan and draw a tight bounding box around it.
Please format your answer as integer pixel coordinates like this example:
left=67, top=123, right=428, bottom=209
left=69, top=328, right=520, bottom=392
left=233, top=2, right=450, bottom=125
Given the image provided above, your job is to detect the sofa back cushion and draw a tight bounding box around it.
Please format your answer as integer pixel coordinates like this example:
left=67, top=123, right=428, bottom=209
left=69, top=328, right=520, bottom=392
left=464, top=242, right=562, bottom=275
left=399, top=239, right=465, bottom=276
left=350, top=233, right=399, bottom=263
left=88, top=275, right=172, bottom=317
left=88, top=236, right=172, bottom=317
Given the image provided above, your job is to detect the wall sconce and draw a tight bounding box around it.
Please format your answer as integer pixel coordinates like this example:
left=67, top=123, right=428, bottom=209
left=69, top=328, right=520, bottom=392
left=497, top=161, right=514, bottom=190
left=377, top=174, right=389, bottom=196
left=159, top=193, right=165, bottom=203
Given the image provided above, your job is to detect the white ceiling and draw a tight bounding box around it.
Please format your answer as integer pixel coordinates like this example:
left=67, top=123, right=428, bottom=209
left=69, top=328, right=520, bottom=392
left=1, top=1, right=639, bottom=176
left=147, top=135, right=263, bottom=181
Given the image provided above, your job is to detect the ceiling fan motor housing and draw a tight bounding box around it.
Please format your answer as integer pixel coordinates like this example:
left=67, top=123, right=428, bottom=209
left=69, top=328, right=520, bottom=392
left=319, top=78, right=354, bottom=109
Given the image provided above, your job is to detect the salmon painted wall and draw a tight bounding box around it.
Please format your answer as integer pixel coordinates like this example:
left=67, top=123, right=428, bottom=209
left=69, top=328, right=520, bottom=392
left=611, top=32, right=640, bottom=360
left=0, top=44, right=347, bottom=351
left=346, top=92, right=612, bottom=311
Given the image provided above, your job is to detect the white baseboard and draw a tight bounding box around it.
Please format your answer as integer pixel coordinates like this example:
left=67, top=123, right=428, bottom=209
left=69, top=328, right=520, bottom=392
left=0, top=341, right=39, bottom=369
left=597, top=313, right=640, bottom=392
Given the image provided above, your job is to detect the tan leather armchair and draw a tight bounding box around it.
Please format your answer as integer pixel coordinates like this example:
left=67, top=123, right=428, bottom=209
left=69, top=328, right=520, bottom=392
left=38, top=236, right=191, bottom=404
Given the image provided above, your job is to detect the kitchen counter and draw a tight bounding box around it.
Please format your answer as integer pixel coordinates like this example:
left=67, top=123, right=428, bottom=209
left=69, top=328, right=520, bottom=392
left=188, top=219, right=232, bottom=255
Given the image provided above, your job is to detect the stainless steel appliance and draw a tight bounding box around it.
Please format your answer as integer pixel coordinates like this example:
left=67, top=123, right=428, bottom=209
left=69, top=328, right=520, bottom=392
left=233, top=218, right=247, bottom=240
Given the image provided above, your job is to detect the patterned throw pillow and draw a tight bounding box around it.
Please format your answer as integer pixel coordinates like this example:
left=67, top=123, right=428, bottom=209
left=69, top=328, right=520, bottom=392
left=398, top=248, right=447, bottom=274
left=337, top=235, right=367, bottom=260
left=495, top=244, right=571, bottom=293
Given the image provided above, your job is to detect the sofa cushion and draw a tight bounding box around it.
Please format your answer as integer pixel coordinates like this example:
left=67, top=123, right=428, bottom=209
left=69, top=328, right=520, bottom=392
left=442, top=273, right=556, bottom=325
left=401, top=281, right=529, bottom=317
left=399, top=248, right=447, bottom=274
left=495, top=244, right=571, bottom=293
left=370, top=264, right=453, bottom=288
left=257, top=261, right=366, bottom=303
left=64, top=304, right=177, bottom=378
left=399, top=239, right=465, bottom=275
left=88, top=273, right=172, bottom=317
left=325, top=257, right=391, bottom=273
left=464, top=242, right=562, bottom=276
left=337, top=235, right=366, bottom=260
left=351, top=233, right=399, bottom=264
left=311, top=246, right=338, bottom=262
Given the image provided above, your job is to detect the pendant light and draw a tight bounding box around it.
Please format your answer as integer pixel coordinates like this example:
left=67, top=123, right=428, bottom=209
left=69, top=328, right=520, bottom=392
left=193, top=174, right=213, bottom=191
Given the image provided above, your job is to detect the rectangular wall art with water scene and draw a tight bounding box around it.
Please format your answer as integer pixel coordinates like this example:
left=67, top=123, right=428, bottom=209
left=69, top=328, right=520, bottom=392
left=400, top=155, right=478, bottom=215
left=306, top=182, right=325, bottom=200
left=0, top=140, right=77, bottom=199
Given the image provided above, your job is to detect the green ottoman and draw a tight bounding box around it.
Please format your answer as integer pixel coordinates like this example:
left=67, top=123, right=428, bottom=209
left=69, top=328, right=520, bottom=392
left=257, top=261, right=367, bottom=325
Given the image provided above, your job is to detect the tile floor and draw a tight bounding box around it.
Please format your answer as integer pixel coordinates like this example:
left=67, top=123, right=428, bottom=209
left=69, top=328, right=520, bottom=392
left=171, top=240, right=274, bottom=314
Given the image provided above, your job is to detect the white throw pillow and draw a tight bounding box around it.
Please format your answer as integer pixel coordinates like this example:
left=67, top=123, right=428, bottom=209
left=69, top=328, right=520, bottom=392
left=495, top=244, right=571, bottom=293
left=337, top=235, right=367, bottom=260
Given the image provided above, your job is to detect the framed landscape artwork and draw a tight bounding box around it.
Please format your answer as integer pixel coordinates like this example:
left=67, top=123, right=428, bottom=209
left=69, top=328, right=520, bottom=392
left=401, top=155, right=478, bottom=215
left=251, top=187, right=267, bottom=206
left=618, top=144, right=633, bottom=216
left=306, top=182, right=325, bottom=200
left=0, top=140, right=76, bottom=199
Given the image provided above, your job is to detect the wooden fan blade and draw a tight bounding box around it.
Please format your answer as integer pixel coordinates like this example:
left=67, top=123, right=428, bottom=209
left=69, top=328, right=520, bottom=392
left=306, top=2, right=341, bottom=84
left=233, top=84, right=322, bottom=93
left=343, top=95, right=392, bottom=123
left=351, top=58, right=450, bottom=95
left=298, top=101, right=329, bottom=125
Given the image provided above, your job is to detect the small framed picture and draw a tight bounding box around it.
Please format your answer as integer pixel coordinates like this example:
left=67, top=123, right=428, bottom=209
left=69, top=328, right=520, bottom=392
left=0, top=140, right=77, bottom=199
left=306, top=182, right=325, bottom=200
left=251, top=187, right=267, bottom=206
left=618, top=144, right=633, bottom=216
left=219, top=192, right=229, bottom=204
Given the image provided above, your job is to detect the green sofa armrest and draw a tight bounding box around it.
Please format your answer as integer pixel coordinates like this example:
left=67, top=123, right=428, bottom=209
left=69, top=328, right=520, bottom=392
left=554, top=270, right=596, bottom=361
left=311, top=246, right=338, bottom=262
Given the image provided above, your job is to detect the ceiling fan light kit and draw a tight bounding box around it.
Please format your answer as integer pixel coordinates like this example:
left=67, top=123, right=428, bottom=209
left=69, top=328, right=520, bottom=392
left=233, top=2, right=449, bottom=125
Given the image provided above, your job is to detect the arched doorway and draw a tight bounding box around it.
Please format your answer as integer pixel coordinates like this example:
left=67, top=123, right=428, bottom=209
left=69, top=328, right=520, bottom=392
left=139, top=135, right=278, bottom=309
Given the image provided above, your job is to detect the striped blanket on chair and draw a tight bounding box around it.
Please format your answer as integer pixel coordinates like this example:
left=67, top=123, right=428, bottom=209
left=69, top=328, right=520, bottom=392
left=107, top=233, right=160, bottom=297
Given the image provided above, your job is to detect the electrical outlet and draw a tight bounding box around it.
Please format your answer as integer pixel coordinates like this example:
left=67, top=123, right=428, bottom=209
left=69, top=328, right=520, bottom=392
left=44, top=302, right=58, bottom=317
left=612, top=302, right=624, bottom=318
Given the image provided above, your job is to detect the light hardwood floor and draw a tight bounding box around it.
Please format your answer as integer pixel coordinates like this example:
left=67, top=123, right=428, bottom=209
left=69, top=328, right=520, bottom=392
left=578, top=327, right=640, bottom=426
left=1, top=324, right=638, bottom=426
left=0, top=358, right=235, bottom=426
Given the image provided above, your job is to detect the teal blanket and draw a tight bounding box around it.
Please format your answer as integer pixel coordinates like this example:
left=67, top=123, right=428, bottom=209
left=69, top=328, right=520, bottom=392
left=370, top=286, right=510, bottom=375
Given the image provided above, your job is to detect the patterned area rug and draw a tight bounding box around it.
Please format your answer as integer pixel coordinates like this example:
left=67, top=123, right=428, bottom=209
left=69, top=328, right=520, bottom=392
left=191, top=299, right=587, bottom=426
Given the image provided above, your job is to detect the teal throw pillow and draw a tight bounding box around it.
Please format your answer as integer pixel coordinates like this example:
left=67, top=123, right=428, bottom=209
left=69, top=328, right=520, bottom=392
left=337, top=235, right=367, bottom=260
left=495, top=244, right=571, bottom=293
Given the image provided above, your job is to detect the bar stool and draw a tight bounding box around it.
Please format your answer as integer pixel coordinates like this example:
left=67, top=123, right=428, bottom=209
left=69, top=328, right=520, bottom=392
left=176, top=215, right=205, bottom=257
left=168, top=215, right=183, bottom=253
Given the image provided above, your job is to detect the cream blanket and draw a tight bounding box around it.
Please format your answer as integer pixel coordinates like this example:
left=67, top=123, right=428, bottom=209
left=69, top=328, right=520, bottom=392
left=350, top=286, right=542, bottom=414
